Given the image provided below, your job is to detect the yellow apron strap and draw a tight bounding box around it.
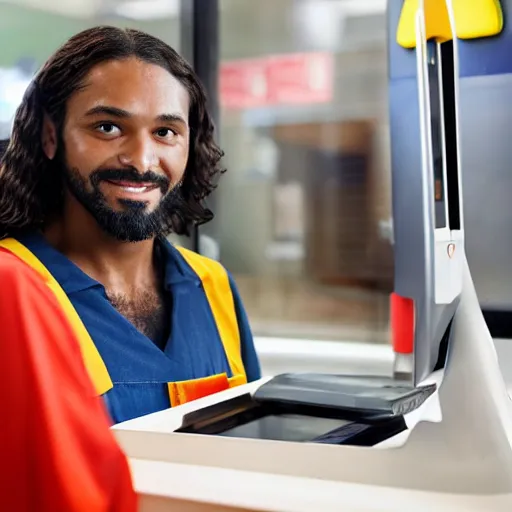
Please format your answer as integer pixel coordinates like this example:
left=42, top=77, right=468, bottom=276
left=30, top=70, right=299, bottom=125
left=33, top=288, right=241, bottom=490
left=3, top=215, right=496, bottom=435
left=176, top=246, right=246, bottom=381
left=0, top=238, right=113, bottom=396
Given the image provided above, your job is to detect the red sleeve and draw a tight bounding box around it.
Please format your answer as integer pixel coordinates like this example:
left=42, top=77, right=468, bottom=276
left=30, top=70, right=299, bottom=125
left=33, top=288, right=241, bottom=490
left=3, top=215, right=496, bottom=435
left=0, top=251, right=137, bottom=512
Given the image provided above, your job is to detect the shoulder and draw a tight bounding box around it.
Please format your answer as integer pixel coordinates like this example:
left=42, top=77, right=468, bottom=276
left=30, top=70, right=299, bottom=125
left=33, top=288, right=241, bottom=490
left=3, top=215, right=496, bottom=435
left=0, top=246, right=90, bottom=372
left=174, top=245, right=220, bottom=267
left=0, top=244, right=54, bottom=319
left=0, top=248, right=42, bottom=291
left=174, top=245, right=233, bottom=284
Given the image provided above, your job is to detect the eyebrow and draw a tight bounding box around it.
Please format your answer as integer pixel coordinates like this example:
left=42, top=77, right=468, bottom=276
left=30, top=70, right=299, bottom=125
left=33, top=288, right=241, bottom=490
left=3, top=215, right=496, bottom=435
left=84, top=105, right=187, bottom=125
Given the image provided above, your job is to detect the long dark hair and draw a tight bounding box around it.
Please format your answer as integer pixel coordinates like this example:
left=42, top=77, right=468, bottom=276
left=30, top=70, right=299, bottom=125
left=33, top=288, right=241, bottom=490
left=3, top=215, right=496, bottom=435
left=0, top=26, right=224, bottom=239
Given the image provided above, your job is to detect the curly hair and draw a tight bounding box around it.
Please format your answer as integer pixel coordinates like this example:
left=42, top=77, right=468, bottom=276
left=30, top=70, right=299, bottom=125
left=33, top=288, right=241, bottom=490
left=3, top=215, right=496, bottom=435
left=0, top=26, right=224, bottom=239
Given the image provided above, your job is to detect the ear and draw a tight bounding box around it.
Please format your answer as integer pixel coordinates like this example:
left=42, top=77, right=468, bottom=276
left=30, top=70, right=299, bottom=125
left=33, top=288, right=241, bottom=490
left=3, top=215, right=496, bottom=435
left=41, top=113, right=57, bottom=160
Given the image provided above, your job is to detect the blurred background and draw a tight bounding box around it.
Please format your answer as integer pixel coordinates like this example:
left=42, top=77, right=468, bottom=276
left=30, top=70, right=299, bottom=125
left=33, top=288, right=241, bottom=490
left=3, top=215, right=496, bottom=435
left=0, top=0, right=393, bottom=347
left=2, top=0, right=510, bottom=350
left=215, top=0, right=392, bottom=344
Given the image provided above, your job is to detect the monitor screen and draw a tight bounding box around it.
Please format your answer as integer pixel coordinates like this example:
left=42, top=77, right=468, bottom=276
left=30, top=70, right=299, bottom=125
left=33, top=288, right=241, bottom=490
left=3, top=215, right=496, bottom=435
left=219, top=414, right=352, bottom=443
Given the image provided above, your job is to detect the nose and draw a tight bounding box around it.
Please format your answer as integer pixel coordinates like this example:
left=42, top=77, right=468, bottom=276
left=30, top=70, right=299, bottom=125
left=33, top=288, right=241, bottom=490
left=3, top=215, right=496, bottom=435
left=118, top=134, right=159, bottom=172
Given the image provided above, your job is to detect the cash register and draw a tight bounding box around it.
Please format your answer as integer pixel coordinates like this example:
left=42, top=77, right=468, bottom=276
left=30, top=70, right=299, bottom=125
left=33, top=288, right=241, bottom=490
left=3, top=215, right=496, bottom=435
left=175, top=373, right=435, bottom=446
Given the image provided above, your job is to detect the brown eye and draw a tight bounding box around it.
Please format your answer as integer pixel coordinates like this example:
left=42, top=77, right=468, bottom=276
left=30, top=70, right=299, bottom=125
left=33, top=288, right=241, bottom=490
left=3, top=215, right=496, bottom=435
left=96, top=123, right=120, bottom=135
left=155, top=128, right=176, bottom=138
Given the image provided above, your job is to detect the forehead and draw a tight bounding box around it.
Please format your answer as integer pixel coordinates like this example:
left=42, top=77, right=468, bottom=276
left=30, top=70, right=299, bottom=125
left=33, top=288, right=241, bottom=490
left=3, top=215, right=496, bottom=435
left=68, top=57, right=190, bottom=119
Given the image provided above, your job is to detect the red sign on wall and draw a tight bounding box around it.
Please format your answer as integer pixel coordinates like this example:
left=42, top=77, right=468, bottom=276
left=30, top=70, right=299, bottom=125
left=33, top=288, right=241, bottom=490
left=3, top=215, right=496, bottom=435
left=266, top=53, right=333, bottom=105
left=219, top=58, right=268, bottom=109
left=219, top=52, right=334, bottom=109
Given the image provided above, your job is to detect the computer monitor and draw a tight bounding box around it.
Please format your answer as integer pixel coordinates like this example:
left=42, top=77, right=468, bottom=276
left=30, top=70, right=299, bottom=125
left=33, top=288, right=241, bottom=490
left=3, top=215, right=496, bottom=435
left=389, top=0, right=464, bottom=385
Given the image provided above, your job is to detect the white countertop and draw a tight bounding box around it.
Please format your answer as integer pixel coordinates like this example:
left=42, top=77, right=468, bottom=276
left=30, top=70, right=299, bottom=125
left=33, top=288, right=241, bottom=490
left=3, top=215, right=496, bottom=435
left=131, top=458, right=512, bottom=512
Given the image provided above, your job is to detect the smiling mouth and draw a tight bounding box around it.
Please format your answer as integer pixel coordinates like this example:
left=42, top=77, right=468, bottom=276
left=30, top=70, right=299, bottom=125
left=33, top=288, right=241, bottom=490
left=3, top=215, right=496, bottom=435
left=105, top=180, right=160, bottom=194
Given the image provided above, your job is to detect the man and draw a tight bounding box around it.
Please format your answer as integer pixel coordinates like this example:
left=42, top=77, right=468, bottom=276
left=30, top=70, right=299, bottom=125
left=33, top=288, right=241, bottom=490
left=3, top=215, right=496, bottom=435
left=0, top=26, right=261, bottom=425
left=0, top=248, right=137, bottom=511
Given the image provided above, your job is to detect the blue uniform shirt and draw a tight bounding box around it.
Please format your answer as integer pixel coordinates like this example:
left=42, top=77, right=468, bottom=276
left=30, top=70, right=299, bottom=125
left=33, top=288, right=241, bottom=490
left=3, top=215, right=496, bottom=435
left=17, top=232, right=261, bottom=424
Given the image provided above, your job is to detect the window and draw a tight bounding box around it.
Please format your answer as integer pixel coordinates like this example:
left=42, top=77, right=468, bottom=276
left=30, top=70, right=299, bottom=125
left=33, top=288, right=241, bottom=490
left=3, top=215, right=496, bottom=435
left=214, top=0, right=393, bottom=343
left=0, top=0, right=394, bottom=345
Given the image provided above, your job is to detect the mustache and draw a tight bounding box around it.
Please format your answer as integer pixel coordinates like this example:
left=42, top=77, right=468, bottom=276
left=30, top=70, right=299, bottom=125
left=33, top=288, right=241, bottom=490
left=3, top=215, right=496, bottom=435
left=90, top=168, right=171, bottom=193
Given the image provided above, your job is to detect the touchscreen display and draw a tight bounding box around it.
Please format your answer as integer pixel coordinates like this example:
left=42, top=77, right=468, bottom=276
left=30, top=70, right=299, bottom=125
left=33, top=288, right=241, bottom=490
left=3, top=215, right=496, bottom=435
left=218, top=414, right=350, bottom=442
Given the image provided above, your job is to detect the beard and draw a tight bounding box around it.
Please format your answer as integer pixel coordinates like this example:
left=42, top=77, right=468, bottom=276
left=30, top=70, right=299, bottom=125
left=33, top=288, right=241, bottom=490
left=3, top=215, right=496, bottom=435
left=64, top=165, right=178, bottom=242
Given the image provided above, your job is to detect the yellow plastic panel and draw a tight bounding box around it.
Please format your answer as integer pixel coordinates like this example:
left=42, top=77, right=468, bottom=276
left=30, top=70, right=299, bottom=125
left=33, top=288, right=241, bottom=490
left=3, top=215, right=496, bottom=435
left=453, top=0, right=503, bottom=40
left=397, top=0, right=503, bottom=49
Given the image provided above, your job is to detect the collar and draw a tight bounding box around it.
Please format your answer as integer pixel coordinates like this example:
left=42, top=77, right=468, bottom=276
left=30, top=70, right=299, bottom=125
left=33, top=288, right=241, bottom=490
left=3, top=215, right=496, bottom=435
left=16, top=232, right=198, bottom=295
left=159, top=237, right=201, bottom=288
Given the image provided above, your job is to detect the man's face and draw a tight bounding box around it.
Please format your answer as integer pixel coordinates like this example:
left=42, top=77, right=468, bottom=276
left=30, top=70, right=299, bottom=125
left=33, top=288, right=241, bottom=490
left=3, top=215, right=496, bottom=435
left=54, top=57, right=190, bottom=242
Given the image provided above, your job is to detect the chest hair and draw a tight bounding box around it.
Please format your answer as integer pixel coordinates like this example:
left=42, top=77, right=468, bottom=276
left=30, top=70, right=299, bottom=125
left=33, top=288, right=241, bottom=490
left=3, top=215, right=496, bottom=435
left=107, top=287, right=169, bottom=345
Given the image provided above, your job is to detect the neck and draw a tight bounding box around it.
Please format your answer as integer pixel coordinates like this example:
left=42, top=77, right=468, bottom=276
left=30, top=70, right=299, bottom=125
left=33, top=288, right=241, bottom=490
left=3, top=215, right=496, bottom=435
left=44, top=201, right=158, bottom=293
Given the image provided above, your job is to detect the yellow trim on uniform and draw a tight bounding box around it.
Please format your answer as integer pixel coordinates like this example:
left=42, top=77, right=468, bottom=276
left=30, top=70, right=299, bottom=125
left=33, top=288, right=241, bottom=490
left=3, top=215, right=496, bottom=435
left=228, top=374, right=247, bottom=388
left=176, top=246, right=247, bottom=382
left=0, top=238, right=113, bottom=396
left=397, top=0, right=503, bottom=49
left=0, top=238, right=246, bottom=406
